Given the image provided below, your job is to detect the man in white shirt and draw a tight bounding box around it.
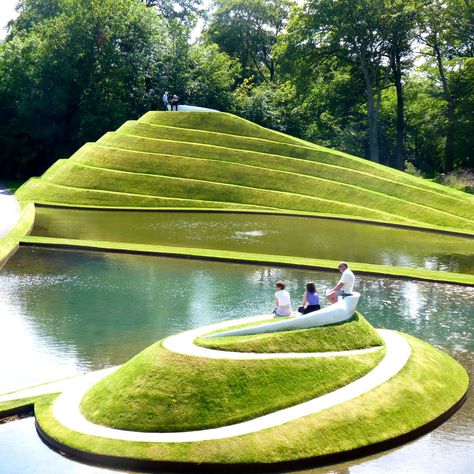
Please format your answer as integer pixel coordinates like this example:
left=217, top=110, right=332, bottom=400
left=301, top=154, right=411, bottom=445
left=326, top=261, right=355, bottom=304
left=162, top=91, right=169, bottom=110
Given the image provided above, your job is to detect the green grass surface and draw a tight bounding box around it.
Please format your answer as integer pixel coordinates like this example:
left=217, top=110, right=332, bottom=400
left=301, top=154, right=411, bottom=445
left=139, top=111, right=298, bottom=145
left=80, top=341, right=383, bottom=432
left=35, top=334, right=468, bottom=465
left=19, top=236, right=474, bottom=286
left=16, top=179, right=271, bottom=210
left=38, top=160, right=428, bottom=226
left=70, top=142, right=472, bottom=222
left=0, top=394, right=55, bottom=418
left=15, top=112, right=474, bottom=235
left=0, top=203, right=35, bottom=269
left=196, top=313, right=384, bottom=353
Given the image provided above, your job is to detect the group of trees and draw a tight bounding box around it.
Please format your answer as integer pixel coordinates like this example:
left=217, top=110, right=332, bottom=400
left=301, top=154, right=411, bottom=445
left=0, top=0, right=472, bottom=179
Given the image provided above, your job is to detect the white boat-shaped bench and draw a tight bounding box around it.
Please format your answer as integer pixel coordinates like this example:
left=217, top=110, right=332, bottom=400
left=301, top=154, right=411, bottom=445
left=206, top=292, right=361, bottom=338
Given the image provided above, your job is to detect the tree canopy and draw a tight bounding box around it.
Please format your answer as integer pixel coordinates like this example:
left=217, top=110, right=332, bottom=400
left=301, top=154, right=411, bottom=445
left=0, top=0, right=472, bottom=180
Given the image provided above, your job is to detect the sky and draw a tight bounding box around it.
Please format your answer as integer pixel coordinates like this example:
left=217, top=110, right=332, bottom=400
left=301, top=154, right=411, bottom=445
left=0, top=0, right=19, bottom=39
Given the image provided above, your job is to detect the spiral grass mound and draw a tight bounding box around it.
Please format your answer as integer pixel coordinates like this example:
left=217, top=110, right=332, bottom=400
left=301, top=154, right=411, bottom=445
left=34, top=312, right=468, bottom=471
left=16, top=111, right=474, bottom=235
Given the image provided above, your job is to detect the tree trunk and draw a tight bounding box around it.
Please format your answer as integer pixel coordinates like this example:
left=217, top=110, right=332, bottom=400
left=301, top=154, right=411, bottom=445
left=366, top=85, right=380, bottom=163
left=359, top=54, right=380, bottom=163
left=434, top=42, right=456, bottom=171
left=391, top=46, right=405, bottom=170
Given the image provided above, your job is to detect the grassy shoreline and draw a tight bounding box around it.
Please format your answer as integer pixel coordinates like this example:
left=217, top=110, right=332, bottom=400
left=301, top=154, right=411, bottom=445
left=19, top=235, right=474, bottom=286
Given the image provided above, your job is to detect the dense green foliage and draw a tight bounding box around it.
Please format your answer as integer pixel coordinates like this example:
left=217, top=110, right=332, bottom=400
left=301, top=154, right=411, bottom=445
left=0, top=0, right=472, bottom=179
left=80, top=340, right=384, bottom=432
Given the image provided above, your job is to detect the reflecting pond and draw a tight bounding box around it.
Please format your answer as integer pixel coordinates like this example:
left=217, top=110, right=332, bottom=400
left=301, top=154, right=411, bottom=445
left=32, top=207, right=474, bottom=274
left=0, top=247, right=473, bottom=473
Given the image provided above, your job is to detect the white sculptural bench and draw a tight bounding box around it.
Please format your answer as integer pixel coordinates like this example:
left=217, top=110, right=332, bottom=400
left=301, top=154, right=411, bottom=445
left=205, top=292, right=361, bottom=338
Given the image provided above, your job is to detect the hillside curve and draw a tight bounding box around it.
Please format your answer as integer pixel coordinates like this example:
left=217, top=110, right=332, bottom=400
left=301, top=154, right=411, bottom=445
left=15, top=111, right=474, bottom=235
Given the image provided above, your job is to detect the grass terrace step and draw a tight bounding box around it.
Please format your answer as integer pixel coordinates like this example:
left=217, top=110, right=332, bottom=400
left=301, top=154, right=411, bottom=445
left=16, top=179, right=272, bottom=210
left=42, top=156, right=474, bottom=230
left=15, top=111, right=474, bottom=234
left=139, top=111, right=298, bottom=145
left=70, top=141, right=473, bottom=222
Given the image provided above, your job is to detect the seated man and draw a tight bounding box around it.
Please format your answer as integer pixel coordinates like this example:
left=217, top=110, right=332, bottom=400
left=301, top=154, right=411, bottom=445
left=326, top=261, right=355, bottom=304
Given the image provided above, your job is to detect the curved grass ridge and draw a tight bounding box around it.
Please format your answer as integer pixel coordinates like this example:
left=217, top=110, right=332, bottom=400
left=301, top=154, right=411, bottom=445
left=195, top=313, right=384, bottom=353
left=35, top=334, right=468, bottom=467
left=15, top=112, right=474, bottom=234
left=80, top=341, right=384, bottom=433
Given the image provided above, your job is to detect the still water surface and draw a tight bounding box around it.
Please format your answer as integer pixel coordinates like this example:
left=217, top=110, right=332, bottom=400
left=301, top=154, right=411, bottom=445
left=0, top=247, right=473, bottom=473
left=33, top=207, right=474, bottom=274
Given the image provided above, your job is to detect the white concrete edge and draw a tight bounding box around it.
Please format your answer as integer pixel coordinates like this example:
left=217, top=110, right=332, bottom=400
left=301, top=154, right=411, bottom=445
left=163, top=310, right=379, bottom=359
left=1, top=313, right=379, bottom=401
left=51, top=329, right=411, bottom=443
left=0, top=368, right=119, bottom=404
left=0, top=189, right=20, bottom=238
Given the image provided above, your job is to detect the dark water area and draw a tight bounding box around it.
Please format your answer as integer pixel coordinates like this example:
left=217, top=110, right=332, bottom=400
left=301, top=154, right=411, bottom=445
left=32, top=207, right=474, bottom=274
left=0, top=247, right=473, bottom=473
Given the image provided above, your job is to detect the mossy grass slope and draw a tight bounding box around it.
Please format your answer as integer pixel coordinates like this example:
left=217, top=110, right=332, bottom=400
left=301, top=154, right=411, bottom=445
left=36, top=334, right=468, bottom=466
left=196, top=312, right=384, bottom=353
left=16, top=112, right=474, bottom=234
left=80, top=339, right=384, bottom=432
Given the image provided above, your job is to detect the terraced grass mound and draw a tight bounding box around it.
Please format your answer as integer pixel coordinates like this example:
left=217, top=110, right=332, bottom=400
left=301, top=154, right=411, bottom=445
left=196, top=313, right=384, bottom=353
left=36, top=332, right=468, bottom=470
left=16, top=111, right=474, bottom=234
left=80, top=340, right=384, bottom=432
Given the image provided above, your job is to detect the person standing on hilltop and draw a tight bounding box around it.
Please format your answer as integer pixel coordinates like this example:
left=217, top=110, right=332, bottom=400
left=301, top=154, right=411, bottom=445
left=170, top=94, right=179, bottom=111
left=162, top=91, right=169, bottom=110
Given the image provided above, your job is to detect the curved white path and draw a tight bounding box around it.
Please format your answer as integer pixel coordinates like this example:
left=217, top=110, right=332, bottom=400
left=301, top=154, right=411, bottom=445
left=51, top=317, right=411, bottom=443
left=0, top=185, right=20, bottom=237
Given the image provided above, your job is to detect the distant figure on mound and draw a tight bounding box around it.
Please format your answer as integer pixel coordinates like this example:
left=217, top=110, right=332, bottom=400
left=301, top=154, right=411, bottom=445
left=162, top=91, right=169, bottom=111
left=326, top=261, right=355, bottom=304
left=273, top=280, right=292, bottom=317
left=170, top=94, right=180, bottom=111
left=298, top=282, right=321, bottom=314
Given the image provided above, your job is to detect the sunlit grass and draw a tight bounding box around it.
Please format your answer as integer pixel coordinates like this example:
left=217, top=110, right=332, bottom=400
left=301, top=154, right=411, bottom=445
left=36, top=334, right=468, bottom=465
left=80, top=341, right=384, bottom=432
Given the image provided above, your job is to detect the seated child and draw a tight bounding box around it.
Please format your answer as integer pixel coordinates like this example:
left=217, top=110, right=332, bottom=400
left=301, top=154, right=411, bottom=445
left=273, top=280, right=292, bottom=317
left=298, top=282, right=321, bottom=314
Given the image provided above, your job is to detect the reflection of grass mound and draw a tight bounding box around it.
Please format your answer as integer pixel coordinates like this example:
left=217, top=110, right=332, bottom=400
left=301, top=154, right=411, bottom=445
left=196, top=313, right=384, bottom=353
left=16, top=112, right=474, bottom=234
left=80, top=340, right=384, bottom=432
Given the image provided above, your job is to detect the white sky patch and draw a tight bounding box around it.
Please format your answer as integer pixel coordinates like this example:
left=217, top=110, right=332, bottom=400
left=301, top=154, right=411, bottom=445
left=0, top=0, right=19, bottom=39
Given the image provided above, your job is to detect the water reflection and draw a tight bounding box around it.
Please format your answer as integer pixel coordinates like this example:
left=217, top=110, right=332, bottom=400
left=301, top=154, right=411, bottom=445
left=32, top=208, right=474, bottom=274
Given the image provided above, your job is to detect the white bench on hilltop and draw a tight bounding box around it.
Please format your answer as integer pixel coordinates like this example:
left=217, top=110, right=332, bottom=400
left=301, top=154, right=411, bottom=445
left=205, top=292, right=361, bottom=338
left=166, top=105, right=219, bottom=112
